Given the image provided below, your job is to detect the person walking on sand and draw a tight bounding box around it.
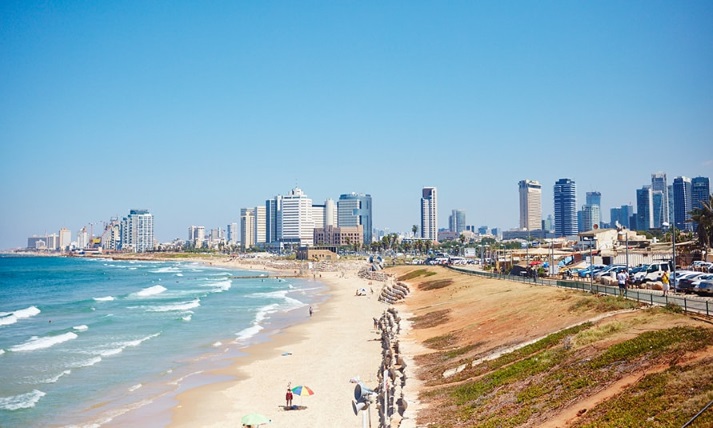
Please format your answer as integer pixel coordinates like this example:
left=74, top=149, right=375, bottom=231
left=661, top=270, right=670, bottom=297
left=309, top=306, right=313, bottom=317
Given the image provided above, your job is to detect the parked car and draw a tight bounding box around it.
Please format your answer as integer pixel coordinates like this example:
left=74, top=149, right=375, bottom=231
left=578, top=265, right=606, bottom=278
left=638, top=261, right=672, bottom=284
left=694, top=280, right=713, bottom=296
left=677, top=272, right=708, bottom=294
left=690, top=273, right=713, bottom=290
left=672, top=270, right=697, bottom=290
left=594, top=265, right=627, bottom=280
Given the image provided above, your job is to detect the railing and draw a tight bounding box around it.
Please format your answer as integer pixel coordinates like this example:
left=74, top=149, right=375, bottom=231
left=445, top=265, right=712, bottom=317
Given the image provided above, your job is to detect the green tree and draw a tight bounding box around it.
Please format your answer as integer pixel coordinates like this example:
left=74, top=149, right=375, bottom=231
left=690, top=195, right=713, bottom=251
left=412, top=224, right=418, bottom=237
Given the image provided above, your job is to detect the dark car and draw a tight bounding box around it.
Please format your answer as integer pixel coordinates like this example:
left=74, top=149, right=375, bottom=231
left=694, top=280, right=713, bottom=296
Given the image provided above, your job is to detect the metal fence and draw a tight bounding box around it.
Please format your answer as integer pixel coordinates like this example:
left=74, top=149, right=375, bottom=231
left=446, top=265, right=712, bottom=317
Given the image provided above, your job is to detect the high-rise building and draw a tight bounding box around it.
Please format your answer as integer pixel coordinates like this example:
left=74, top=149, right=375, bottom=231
left=241, top=208, right=256, bottom=249
left=337, top=193, right=372, bottom=245
left=254, top=206, right=267, bottom=247
left=651, top=172, right=669, bottom=225
left=652, top=191, right=665, bottom=229
left=610, top=205, right=633, bottom=229
left=420, top=187, right=438, bottom=241
left=227, top=222, right=238, bottom=245
left=59, top=227, right=72, bottom=252
left=673, top=177, right=693, bottom=231
left=278, top=187, right=314, bottom=247
left=580, top=204, right=600, bottom=232
left=553, top=179, right=577, bottom=237
left=120, top=209, right=154, bottom=252
left=325, top=198, right=337, bottom=227
left=449, top=209, right=466, bottom=234
left=691, top=176, right=710, bottom=211
left=636, top=186, right=653, bottom=231
left=188, top=225, right=205, bottom=248
left=518, top=180, right=542, bottom=231
left=265, top=197, right=280, bottom=244
left=585, top=191, right=602, bottom=229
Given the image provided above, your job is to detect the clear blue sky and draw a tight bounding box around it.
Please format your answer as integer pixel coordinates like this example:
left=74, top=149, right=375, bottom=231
left=1, top=1, right=712, bottom=249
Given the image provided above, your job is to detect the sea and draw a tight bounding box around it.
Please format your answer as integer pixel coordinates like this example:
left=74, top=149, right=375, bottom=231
left=0, top=255, right=325, bottom=427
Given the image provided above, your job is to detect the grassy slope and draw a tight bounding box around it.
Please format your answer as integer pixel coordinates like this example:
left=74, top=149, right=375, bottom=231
left=390, top=266, right=713, bottom=428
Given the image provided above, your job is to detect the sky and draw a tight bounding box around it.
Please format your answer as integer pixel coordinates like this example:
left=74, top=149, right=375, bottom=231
left=1, top=1, right=712, bottom=249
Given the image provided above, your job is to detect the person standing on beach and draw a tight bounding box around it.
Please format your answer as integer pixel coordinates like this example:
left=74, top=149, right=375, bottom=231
left=309, top=306, right=313, bottom=317
left=286, top=387, right=293, bottom=408
left=661, top=270, right=670, bottom=296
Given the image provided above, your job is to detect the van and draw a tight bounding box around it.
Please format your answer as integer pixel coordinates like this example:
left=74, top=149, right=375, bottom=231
left=640, top=261, right=672, bottom=284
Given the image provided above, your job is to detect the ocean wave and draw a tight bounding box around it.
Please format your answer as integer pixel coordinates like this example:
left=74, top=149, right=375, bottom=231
left=150, top=267, right=182, bottom=274
left=235, top=324, right=263, bottom=342
left=212, top=341, right=222, bottom=347
left=147, top=299, right=200, bottom=312
left=0, top=306, right=41, bottom=327
left=0, top=389, right=46, bottom=411
left=73, top=325, right=89, bottom=332
left=94, top=296, right=115, bottom=302
left=201, top=279, right=231, bottom=292
left=71, top=356, right=102, bottom=368
left=128, top=384, right=142, bottom=392
left=41, top=369, right=71, bottom=384
left=131, top=285, right=167, bottom=298
left=10, top=332, right=79, bottom=352
left=0, top=349, right=5, bottom=355
left=182, top=314, right=192, bottom=322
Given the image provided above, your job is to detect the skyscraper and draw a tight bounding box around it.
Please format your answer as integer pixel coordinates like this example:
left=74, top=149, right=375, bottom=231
left=554, top=179, right=577, bottom=237
left=672, top=177, right=692, bottom=231
left=277, top=187, right=314, bottom=247
left=449, top=209, right=466, bottom=234
left=518, top=180, right=542, bottom=231
left=337, top=193, right=373, bottom=245
left=691, top=176, right=710, bottom=211
left=420, top=187, right=438, bottom=241
left=585, top=191, right=602, bottom=229
left=651, top=172, right=669, bottom=225
left=636, top=186, right=653, bottom=231
left=240, top=208, right=255, bottom=250
left=120, top=209, right=154, bottom=252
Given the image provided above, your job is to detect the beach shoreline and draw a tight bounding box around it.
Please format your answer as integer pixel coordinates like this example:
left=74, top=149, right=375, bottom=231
left=163, top=260, right=395, bottom=428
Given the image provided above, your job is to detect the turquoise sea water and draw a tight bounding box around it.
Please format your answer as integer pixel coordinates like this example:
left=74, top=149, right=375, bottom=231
left=0, top=255, right=323, bottom=427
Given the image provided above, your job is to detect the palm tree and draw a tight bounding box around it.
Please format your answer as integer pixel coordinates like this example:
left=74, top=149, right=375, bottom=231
left=412, top=225, right=418, bottom=237
left=690, top=195, right=713, bottom=251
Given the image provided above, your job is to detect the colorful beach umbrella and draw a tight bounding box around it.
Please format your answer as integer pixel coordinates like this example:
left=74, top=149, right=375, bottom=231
left=241, top=413, right=271, bottom=426
left=291, top=385, right=315, bottom=396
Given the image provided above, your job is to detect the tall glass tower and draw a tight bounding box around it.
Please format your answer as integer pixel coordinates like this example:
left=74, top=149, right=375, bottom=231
left=651, top=172, right=669, bottom=225
left=554, top=179, right=577, bottom=237
left=673, top=177, right=692, bottom=231
left=636, top=186, right=653, bottom=231
left=337, top=192, right=373, bottom=245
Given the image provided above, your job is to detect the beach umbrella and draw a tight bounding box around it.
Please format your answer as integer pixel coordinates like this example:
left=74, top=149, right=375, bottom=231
left=241, top=413, right=271, bottom=426
left=291, top=385, right=314, bottom=396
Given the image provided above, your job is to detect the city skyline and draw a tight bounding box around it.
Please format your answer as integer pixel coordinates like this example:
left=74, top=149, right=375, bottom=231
left=1, top=2, right=712, bottom=249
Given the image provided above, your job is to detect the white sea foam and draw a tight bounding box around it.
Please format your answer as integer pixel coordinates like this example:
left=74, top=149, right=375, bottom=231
left=41, top=369, right=71, bottom=384
left=182, top=314, right=192, bottom=321
left=128, top=384, right=142, bottom=392
left=72, top=356, right=102, bottom=368
left=10, top=332, right=78, bottom=352
left=235, top=324, right=263, bottom=342
left=124, top=332, right=160, bottom=347
left=0, top=389, right=46, bottom=410
left=175, top=273, right=183, bottom=277
left=0, top=314, right=17, bottom=326
left=0, top=349, right=5, bottom=355
left=93, top=296, right=115, bottom=302
left=150, top=267, right=182, bottom=274
left=73, top=325, right=89, bottom=332
left=132, top=285, right=167, bottom=298
left=148, top=299, right=200, bottom=312
left=212, top=341, right=222, bottom=347
left=201, top=279, right=231, bottom=292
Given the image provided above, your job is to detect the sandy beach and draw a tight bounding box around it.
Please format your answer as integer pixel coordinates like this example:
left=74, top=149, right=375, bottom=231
left=169, top=260, right=412, bottom=428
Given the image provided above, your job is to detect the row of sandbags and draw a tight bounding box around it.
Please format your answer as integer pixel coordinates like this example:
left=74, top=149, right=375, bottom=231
left=374, top=308, right=408, bottom=427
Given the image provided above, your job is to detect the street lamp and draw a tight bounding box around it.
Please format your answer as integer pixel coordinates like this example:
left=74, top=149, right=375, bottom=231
left=583, top=235, right=597, bottom=293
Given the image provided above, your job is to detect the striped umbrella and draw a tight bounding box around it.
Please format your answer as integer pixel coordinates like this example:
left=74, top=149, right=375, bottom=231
left=291, top=385, right=314, bottom=396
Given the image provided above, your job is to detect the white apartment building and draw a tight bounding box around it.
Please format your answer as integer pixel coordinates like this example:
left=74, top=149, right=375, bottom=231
left=519, top=179, right=542, bottom=231
left=278, top=187, right=314, bottom=247
left=241, top=208, right=256, bottom=250
left=121, top=209, right=154, bottom=252
left=421, top=187, right=438, bottom=241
